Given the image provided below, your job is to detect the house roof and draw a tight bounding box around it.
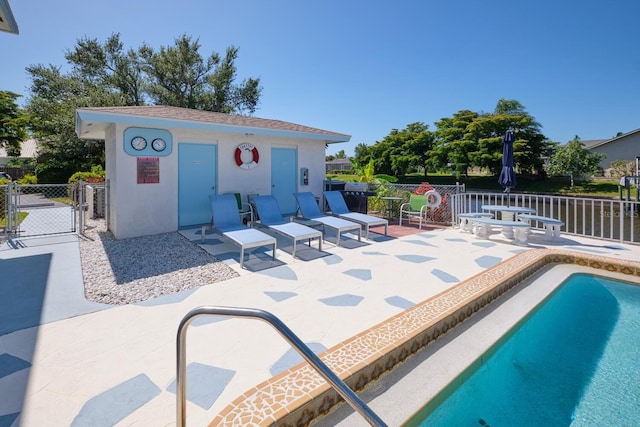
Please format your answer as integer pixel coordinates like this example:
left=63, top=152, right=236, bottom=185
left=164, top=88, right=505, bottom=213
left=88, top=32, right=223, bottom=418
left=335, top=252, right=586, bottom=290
left=0, top=0, right=18, bottom=34
left=326, top=158, right=352, bottom=165
left=76, top=105, right=351, bottom=144
left=0, top=138, right=37, bottom=158
left=581, top=139, right=608, bottom=149
left=586, top=128, right=640, bottom=150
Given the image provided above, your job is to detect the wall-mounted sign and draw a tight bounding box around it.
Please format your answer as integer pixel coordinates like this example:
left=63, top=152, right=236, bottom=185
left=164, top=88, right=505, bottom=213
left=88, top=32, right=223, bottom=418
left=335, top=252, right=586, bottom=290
left=137, top=157, right=160, bottom=184
left=124, top=127, right=173, bottom=157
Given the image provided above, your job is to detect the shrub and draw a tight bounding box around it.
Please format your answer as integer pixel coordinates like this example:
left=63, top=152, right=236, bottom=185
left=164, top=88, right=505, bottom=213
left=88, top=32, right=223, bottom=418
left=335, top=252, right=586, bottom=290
left=68, top=165, right=105, bottom=184
left=610, top=160, right=635, bottom=179
left=18, top=174, right=37, bottom=185
left=14, top=174, right=40, bottom=194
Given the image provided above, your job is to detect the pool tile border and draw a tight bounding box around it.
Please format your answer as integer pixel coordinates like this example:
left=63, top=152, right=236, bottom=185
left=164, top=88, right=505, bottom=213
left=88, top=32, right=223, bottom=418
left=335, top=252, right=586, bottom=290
left=210, top=249, right=640, bottom=426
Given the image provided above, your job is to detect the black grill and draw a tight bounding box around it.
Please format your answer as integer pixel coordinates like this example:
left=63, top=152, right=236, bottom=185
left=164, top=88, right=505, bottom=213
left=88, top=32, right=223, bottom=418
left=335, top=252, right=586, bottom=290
left=340, top=190, right=375, bottom=214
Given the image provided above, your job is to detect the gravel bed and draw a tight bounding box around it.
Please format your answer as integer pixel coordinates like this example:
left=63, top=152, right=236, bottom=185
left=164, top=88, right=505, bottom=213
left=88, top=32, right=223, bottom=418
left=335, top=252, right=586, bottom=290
left=79, top=219, right=239, bottom=305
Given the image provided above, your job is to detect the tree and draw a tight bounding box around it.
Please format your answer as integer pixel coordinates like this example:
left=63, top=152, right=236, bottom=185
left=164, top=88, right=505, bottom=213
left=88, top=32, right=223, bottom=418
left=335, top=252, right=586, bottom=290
left=351, top=159, right=376, bottom=183
left=430, top=110, right=479, bottom=178
left=25, top=65, right=109, bottom=183
left=326, top=150, right=348, bottom=162
left=353, top=142, right=371, bottom=167
left=24, top=33, right=263, bottom=182
left=401, top=122, right=434, bottom=177
left=465, top=99, right=553, bottom=175
left=494, top=98, right=526, bottom=115
left=334, top=150, right=346, bottom=159
left=547, top=136, right=605, bottom=187
left=0, top=91, right=28, bottom=157
left=349, top=158, right=390, bottom=193
left=430, top=100, right=553, bottom=178
left=139, top=36, right=261, bottom=114
left=368, top=122, right=434, bottom=177
left=66, top=33, right=262, bottom=115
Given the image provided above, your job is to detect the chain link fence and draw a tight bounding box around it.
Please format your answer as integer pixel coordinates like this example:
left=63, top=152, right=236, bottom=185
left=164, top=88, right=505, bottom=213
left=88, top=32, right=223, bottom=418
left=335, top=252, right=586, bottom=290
left=1, top=183, right=8, bottom=244
left=1, top=182, right=78, bottom=239
left=1, top=180, right=108, bottom=242
left=344, top=182, right=465, bottom=224
left=369, top=182, right=465, bottom=225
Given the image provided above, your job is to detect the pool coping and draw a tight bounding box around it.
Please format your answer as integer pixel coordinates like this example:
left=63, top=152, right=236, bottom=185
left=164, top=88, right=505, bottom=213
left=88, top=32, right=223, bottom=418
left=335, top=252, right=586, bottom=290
left=210, top=249, right=640, bottom=426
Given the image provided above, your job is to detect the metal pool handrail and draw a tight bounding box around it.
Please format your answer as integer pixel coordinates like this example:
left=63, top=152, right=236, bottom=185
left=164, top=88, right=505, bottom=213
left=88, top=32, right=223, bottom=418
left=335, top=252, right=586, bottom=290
left=176, top=306, right=388, bottom=427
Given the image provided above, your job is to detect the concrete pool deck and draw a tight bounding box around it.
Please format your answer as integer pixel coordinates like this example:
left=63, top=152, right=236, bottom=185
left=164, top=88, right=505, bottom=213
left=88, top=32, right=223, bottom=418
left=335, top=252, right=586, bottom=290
left=1, top=224, right=639, bottom=426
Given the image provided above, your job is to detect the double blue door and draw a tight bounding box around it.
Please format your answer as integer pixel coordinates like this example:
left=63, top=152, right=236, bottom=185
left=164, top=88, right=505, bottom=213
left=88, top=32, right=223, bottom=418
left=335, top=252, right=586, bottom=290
left=178, top=144, right=297, bottom=225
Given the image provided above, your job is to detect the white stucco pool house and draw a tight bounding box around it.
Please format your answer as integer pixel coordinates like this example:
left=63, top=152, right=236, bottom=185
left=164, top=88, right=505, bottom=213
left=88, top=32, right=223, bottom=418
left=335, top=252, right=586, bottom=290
left=75, top=105, right=350, bottom=239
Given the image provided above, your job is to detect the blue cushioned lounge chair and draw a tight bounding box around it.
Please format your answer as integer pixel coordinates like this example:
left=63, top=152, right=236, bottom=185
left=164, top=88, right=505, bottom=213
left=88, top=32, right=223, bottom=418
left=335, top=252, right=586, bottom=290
left=252, top=195, right=323, bottom=258
left=208, top=194, right=276, bottom=268
left=324, top=191, right=388, bottom=239
left=293, top=192, right=361, bottom=247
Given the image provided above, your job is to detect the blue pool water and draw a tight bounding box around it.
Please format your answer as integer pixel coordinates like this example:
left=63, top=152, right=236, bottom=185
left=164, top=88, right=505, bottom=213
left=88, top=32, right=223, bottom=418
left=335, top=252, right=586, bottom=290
left=409, top=273, right=640, bottom=426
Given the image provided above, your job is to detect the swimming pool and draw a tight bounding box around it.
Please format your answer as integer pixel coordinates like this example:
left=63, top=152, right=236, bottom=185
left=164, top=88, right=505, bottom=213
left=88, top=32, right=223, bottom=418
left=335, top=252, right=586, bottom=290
left=408, top=272, right=640, bottom=426
left=218, top=251, right=640, bottom=426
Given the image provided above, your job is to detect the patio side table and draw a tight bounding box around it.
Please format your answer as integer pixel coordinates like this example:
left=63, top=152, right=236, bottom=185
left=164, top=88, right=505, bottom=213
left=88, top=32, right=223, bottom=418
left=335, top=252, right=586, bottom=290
left=380, top=196, right=403, bottom=219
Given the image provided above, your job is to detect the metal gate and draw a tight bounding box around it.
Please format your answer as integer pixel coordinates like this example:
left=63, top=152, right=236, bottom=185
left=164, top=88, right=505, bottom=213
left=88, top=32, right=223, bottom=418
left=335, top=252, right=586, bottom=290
left=1, top=182, right=78, bottom=239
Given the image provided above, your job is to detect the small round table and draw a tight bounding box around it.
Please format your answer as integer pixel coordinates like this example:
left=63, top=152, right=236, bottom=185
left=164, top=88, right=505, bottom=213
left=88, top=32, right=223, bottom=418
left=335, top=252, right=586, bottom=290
left=380, top=196, right=403, bottom=219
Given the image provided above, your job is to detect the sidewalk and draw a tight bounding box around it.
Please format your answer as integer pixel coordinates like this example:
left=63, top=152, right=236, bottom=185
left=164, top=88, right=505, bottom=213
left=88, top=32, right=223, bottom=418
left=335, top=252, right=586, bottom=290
left=0, top=234, right=110, bottom=335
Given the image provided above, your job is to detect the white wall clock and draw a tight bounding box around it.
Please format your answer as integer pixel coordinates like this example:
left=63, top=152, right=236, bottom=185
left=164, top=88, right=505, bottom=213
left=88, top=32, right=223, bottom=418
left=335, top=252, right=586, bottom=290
left=131, top=136, right=147, bottom=151
left=152, top=138, right=166, bottom=152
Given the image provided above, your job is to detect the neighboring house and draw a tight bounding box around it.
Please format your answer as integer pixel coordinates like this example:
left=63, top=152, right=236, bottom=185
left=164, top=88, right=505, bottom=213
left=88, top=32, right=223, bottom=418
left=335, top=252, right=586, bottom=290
left=585, top=129, right=640, bottom=173
left=325, top=157, right=352, bottom=172
left=75, top=105, right=350, bottom=239
left=0, top=138, right=37, bottom=166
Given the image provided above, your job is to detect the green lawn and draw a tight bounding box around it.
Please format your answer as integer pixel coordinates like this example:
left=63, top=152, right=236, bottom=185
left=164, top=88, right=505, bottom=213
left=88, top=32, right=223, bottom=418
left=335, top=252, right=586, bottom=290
left=326, top=173, right=637, bottom=199
left=0, top=211, right=28, bottom=227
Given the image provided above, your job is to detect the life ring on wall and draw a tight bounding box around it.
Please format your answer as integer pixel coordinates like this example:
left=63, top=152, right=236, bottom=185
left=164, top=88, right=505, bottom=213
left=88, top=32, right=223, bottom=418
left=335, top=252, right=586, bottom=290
left=425, top=190, right=442, bottom=208
left=235, top=143, right=259, bottom=169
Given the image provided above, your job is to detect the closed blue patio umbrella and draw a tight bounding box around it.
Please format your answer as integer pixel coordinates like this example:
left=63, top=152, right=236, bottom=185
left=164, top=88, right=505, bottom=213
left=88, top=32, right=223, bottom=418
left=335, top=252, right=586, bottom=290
left=498, top=130, right=516, bottom=205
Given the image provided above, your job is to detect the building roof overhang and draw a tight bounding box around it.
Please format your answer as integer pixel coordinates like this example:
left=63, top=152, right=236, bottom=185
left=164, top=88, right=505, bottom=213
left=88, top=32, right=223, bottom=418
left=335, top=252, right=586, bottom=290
left=76, top=106, right=351, bottom=144
left=0, top=0, right=18, bottom=34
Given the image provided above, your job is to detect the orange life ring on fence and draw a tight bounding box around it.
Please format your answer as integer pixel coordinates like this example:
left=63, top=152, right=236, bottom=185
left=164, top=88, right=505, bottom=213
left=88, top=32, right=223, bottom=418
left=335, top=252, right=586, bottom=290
left=235, top=143, right=259, bottom=169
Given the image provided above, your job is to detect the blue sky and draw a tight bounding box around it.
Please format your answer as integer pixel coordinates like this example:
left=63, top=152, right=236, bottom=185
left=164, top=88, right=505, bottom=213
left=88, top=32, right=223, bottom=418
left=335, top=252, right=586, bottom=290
left=3, top=0, right=639, bottom=155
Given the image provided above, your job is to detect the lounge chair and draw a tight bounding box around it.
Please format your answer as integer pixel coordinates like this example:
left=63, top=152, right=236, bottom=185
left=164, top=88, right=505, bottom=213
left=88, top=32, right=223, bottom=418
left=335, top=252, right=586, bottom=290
left=208, top=194, right=277, bottom=268
left=293, top=192, right=361, bottom=247
left=252, top=195, right=323, bottom=258
left=323, top=191, right=388, bottom=239
left=399, top=194, right=428, bottom=229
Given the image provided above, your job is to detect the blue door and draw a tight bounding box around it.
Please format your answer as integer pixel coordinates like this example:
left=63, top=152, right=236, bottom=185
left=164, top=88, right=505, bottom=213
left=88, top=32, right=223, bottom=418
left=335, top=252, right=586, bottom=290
left=271, top=148, right=297, bottom=215
left=178, top=143, right=217, bottom=226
